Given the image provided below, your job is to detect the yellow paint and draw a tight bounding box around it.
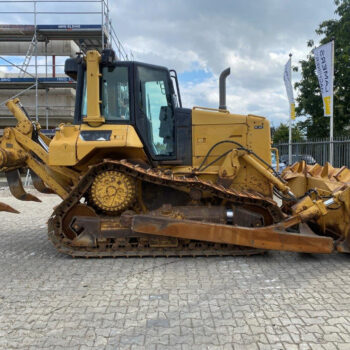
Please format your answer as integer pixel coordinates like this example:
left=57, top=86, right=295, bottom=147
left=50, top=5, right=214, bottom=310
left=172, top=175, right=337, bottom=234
left=218, top=149, right=241, bottom=180
left=83, top=51, right=105, bottom=126
left=5, top=98, right=29, bottom=123
left=13, top=129, right=48, bottom=163
left=26, top=156, right=69, bottom=199
left=90, top=170, right=136, bottom=212
left=49, top=124, right=80, bottom=165
left=242, top=153, right=290, bottom=194
left=323, top=96, right=331, bottom=116
left=283, top=162, right=350, bottom=243
left=49, top=124, right=144, bottom=166
left=271, top=147, right=280, bottom=173
left=77, top=124, right=143, bottom=161
left=186, top=107, right=273, bottom=197
left=290, top=103, right=296, bottom=120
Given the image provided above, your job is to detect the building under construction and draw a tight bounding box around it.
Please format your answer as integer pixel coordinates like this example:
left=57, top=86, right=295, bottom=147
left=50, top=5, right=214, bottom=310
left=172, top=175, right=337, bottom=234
left=0, top=0, right=131, bottom=132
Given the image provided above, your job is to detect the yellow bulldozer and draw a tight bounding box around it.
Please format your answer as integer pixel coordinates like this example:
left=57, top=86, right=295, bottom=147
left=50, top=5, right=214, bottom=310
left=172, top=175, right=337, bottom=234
left=1, top=49, right=350, bottom=257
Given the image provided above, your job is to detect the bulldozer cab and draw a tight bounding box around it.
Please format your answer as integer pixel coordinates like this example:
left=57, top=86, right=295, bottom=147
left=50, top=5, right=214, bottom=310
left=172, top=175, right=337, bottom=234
left=66, top=50, right=191, bottom=164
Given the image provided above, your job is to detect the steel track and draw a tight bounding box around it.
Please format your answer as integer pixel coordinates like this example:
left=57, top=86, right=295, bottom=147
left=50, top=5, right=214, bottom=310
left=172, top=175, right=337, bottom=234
left=48, top=159, right=283, bottom=257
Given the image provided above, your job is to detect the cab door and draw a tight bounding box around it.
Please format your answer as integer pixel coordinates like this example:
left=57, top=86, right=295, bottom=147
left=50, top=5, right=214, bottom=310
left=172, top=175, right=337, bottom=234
left=134, top=63, right=176, bottom=161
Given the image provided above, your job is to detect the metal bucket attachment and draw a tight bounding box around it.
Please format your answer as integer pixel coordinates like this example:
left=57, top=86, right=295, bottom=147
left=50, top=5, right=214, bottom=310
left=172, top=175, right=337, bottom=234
left=30, top=170, right=55, bottom=194
left=5, top=169, right=41, bottom=202
left=0, top=202, right=19, bottom=213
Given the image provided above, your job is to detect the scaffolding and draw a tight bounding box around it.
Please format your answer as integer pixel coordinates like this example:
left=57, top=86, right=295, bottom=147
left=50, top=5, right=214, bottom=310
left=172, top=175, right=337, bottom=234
left=0, top=0, right=132, bottom=131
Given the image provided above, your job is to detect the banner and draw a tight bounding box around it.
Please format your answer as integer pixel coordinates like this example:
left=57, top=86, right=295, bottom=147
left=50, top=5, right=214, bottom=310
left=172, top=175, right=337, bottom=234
left=283, top=58, right=295, bottom=120
left=314, top=41, right=334, bottom=117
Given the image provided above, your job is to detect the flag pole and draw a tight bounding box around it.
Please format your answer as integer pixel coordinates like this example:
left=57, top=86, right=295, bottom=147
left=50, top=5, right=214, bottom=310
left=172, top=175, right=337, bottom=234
left=288, top=53, right=292, bottom=165
left=329, top=40, right=334, bottom=164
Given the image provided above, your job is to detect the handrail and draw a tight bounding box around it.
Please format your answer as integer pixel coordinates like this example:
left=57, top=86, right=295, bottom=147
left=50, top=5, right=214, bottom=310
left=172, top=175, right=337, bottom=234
left=193, top=106, right=230, bottom=114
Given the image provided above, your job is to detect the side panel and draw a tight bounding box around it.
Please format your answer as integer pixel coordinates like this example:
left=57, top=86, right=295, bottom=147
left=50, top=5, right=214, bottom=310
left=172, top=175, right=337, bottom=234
left=77, top=124, right=143, bottom=161
left=49, top=125, right=80, bottom=166
left=246, top=114, right=272, bottom=165
left=190, top=108, right=273, bottom=197
left=48, top=124, right=144, bottom=166
left=244, top=114, right=273, bottom=196
left=192, top=108, right=248, bottom=166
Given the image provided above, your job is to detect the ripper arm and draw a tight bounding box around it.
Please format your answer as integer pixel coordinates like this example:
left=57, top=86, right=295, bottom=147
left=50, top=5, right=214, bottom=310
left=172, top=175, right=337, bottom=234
left=0, top=99, right=78, bottom=213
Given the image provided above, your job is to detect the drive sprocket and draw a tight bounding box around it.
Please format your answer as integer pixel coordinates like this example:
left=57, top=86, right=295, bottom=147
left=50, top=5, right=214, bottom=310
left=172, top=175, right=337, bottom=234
left=90, top=170, right=136, bottom=213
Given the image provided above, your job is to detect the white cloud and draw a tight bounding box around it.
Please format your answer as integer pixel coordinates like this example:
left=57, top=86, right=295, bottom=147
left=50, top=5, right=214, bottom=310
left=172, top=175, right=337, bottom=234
left=180, top=74, right=291, bottom=126
left=111, top=0, right=337, bottom=125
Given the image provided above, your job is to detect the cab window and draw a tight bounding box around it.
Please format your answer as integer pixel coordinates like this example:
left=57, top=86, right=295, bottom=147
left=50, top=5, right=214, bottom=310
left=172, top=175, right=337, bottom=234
left=81, top=66, right=130, bottom=121
left=138, top=66, right=175, bottom=156
left=101, top=66, right=130, bottom=121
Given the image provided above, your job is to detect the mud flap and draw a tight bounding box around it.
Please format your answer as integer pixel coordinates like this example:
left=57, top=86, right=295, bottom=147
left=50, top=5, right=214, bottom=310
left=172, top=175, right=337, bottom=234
left=5, top=169, right=41, bottom=202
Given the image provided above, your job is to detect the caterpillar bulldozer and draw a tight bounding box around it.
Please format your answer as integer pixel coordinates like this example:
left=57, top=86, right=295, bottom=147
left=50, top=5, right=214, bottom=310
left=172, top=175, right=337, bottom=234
left=1, top=48, right=350, bottom=257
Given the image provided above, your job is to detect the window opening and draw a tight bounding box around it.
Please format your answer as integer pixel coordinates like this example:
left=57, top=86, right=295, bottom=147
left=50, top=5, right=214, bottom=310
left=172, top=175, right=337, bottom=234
left=138, top=66, right=175, bottom=156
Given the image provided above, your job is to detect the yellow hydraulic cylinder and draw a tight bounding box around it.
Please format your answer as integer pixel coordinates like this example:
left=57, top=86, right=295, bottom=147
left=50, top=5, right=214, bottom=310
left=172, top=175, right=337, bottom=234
left=6, top=98, right=29, bottom=123
left=242, top=153, right=291, bottom=194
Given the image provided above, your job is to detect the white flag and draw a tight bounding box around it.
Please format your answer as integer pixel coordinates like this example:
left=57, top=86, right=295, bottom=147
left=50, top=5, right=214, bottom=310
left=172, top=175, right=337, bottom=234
left=283, top=58, right=295, bottom=120
left=314, top=41, right=334, bottom=117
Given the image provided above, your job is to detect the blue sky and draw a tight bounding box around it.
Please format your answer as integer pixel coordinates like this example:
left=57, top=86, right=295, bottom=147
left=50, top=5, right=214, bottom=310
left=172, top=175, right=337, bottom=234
left=178, top=69, right=212, bottom=85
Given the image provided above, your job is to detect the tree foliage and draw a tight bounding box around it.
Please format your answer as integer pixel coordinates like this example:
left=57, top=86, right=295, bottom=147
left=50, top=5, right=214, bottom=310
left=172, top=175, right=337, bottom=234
left=272, top=123, right=303, bottom=144
left=295, top=0, right=350, bottom=138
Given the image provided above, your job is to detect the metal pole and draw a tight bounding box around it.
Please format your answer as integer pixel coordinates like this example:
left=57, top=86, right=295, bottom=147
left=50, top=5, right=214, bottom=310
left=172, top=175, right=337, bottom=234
left=45, top=40, right=47, bottom=78
left=52, top=55, right=55, bottom=77
left=107, top=0, right=111, bottom=48
left=288, top=53, right=292, bottom=165
left=45, top=40, right=48, bottom=129
left=45, top=88, right=48, bottom=129
left=329, top=40, right=335, bottom=164
left=101, top=0, right=104, bottom=50
left=288, top=115, right=292, bottom=164
left=34, top=1, right=38, bottom=122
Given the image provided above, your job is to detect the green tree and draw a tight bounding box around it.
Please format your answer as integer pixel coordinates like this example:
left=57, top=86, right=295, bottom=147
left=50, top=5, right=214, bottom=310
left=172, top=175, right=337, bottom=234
left=272, top=123, right=303, bottom=144
left=295, top=0, right=350, bottom=138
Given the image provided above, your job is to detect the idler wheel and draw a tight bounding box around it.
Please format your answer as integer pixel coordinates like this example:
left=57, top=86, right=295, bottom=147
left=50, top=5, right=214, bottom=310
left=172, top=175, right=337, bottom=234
left=62, top=204, right=97, bottom=240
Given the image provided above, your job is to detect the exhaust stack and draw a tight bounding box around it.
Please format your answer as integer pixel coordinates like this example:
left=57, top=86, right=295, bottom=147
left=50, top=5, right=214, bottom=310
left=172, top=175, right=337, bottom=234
left=219, top=67, right=231, bottom=110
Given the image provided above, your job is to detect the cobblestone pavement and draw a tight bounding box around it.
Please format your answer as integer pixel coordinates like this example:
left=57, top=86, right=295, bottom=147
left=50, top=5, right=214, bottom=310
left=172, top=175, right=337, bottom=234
left=1, top=189, right=350, bottom=350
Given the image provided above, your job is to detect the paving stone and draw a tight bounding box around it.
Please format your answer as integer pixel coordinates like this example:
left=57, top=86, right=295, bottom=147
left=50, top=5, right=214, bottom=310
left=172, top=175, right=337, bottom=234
left=146, top=319, right=170, bottom=328
left=1, top=190, right=350, bottom=349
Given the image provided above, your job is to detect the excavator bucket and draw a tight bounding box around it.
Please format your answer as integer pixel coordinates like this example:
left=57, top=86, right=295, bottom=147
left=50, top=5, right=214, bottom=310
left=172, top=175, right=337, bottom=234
left=0, top=201, right=19, bottom=214
left=5, top=169, right=41, bottom=202
left=30, top=170, right=55, bottom=194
